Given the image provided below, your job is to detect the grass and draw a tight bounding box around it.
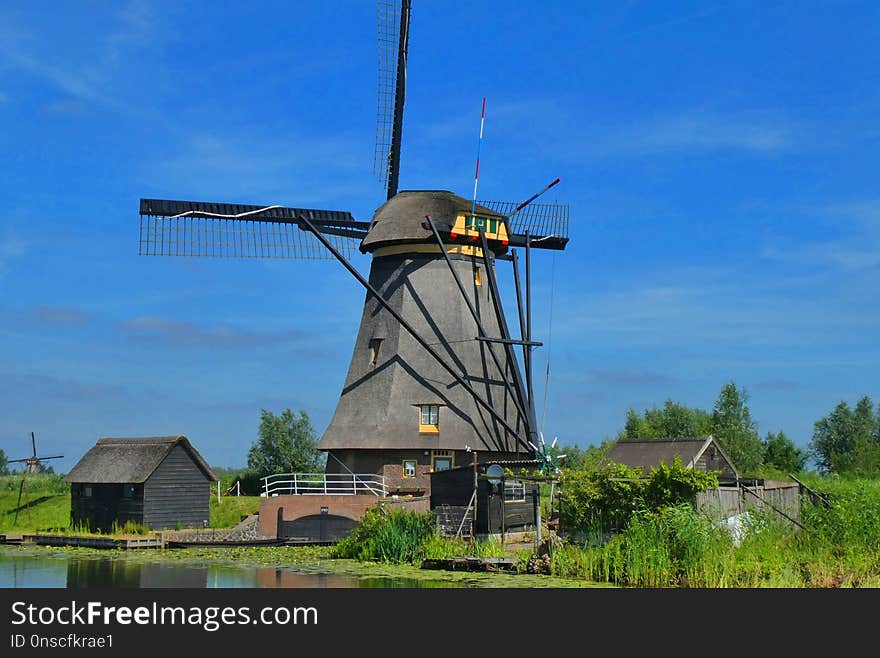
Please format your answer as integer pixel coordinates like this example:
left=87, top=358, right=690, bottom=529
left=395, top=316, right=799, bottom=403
left=0, top=475, right=261, bottom=534
left=0, top=474, right=70, bottom=534
left=545, top=475, right=880, bottom=587
left=209, top=495, right=261, bottom=528
left=332, top=507, right=511, bottom=565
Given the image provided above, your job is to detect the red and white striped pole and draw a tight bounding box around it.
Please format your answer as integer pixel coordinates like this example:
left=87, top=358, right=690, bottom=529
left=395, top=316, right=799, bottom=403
left=470, top=97, right=487, bottom=226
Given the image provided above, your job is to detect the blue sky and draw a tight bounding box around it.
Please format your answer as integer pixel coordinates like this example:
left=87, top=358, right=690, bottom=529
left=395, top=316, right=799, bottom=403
left=1, top=1, right=878, bottom=471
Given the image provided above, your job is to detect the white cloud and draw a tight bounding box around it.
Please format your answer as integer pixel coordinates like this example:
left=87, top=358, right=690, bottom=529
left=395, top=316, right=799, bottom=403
left=554, top=269, right=878, bottom=352
left=418, top=98, right=800, bottom=165
left=583, top=109, right=797, bottom=159
left=0, top=2, right=158, bottom=113
left=762, top=200, right=880, bottom=271
left=150, top=131, right=375, bottom=208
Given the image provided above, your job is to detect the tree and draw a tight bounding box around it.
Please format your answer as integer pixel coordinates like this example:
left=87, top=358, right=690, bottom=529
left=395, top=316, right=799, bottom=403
left=620, top=382, right=765, bottom=475
left=710, top=381, right=763, bottom=475
left=247, top=409, right=325, bottom=476
left=0, top=448, right=8, bottom=476
left=761, top=431, right=807, bottom=474
left=851, top=396, right=880, bottom=473
left=811, top=397, right=880, bottom=474
left=620, top=401, right=713, bottom=440
left=556, top=439, right=615, bottom=471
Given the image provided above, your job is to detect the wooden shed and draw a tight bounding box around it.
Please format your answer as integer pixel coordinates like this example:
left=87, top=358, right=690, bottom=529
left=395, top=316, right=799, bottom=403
left=430, top=461, right=540, bottom=541
left=64, top=436, right=218, bottom=532
left=603, top=436, right=739, bottom=483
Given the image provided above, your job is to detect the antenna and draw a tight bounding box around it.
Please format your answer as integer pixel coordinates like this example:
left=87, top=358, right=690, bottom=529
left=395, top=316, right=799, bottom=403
left=375, top=0, right=412, bottom=199
left=470, top=97, right=487, bottom=221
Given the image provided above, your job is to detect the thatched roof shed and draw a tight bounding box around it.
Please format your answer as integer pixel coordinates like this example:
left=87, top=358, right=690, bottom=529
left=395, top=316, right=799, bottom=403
left=64, top=436, right=217, bottom=532
left=65, top=436, right=217, bottom=484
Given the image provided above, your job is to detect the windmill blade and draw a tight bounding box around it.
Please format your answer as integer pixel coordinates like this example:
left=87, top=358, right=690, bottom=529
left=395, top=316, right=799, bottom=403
left=31, top=432, right=36, bottom=458
left=138, top=199, right=367, bottom=260
left=7, top=458, right=32, bottom=464
left=374, top=0, right=411, bottom=199
left=35, top=455, right=64, bottom=461
left=477, top=199, right=569, bottom=250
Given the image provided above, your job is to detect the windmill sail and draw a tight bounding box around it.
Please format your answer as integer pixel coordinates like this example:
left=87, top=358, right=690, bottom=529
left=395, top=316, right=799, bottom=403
left=477, top=199, right=570, bottom=250
left=138, top=199, right=367, bottom=259
left=374, top=0, right=411, bottom=200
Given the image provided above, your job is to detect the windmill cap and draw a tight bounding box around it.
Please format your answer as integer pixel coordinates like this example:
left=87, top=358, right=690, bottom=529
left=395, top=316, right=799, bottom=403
left=360, top=190, right=504, bottom=253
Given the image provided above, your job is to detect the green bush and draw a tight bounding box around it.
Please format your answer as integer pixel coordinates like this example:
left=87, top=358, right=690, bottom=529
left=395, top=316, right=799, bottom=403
left=331, top=507, right=507, bottom=564
left=559, top=458, right=717, bottom=535
left=331, top=507, right=437, bottom=564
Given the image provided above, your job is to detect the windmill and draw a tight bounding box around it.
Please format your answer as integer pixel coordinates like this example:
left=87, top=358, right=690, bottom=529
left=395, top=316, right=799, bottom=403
left=135, top=1, right=570, bottom=494
left=8, top=432, right=64, bottom=525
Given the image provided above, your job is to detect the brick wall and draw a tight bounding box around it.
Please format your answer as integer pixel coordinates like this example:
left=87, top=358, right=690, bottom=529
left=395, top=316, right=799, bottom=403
left=258, top=493, right=431, bottom=537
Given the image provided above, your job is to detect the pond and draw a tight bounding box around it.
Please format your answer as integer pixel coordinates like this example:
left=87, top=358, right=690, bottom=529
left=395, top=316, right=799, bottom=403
left=0, top=548, right=461, bottom=588
left=0, top=545, right=606, bottom=588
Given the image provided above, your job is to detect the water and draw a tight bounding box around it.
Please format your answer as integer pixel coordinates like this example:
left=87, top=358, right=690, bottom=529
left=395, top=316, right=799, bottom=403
left=0, top=551, right=458, bottom=588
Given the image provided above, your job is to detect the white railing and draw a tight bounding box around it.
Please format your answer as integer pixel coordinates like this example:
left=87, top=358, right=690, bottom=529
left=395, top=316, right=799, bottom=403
left=261, top=473, right=387, bottom=498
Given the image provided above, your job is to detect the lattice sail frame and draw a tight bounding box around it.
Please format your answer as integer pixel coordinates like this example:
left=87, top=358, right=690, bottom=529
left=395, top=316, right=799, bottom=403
left=138, top=199, right=368, bottom=260
left=374, top=0, right=405, bottom=185
left=477, top=200, right=570, bottom=249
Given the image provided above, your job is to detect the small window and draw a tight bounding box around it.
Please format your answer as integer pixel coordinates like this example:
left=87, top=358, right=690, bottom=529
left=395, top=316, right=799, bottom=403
left=503, top=480, right=526, bottom=502
left=419, top=405, right=440, bottom=433
left=369, top=338, right=382, bottom=368
left=83, top=486, right=92, bottom=498
left=122, top=484, right=135, bottom=499
left=403, top=460, right=417, bottom=478
left=474, top=266, right=482, bottom=287
left=432, top=450, right=453, bottom=472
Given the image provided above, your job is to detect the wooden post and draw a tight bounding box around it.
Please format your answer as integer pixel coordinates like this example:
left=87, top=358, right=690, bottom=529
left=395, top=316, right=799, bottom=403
left=13, top=479, right=24, bottom=525
left=471, top=451, right=478, bottom=551
left=500, top=477, right=506, bottom=545
left=533, top=486, right=541, bottom=550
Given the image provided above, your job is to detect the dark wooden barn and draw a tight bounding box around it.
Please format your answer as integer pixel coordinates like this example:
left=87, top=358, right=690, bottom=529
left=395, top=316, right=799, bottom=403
left=429, top=461, right=540, bottom=541
left=603, top=435, right=739, bottom=483
left=64, top=436, right=218, bottom=532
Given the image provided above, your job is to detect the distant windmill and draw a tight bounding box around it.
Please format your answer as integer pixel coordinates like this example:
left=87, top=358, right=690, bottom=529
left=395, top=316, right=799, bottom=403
left=8, top=432, right=63, bottom=525
left=8, top=431, right=63, bottom=474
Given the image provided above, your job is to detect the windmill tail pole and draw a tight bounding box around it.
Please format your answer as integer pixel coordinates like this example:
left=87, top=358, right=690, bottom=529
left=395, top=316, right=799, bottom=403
left=14, top=479, right=24, bottom=525
left=470, top=97, right=487, bottom=219
left=508, top=178, right=561, bottom=220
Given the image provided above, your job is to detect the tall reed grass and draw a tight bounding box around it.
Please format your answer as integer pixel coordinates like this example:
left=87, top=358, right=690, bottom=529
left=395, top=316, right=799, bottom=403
left=332, top=507, right=506, bottom=564
left=547, top=477, right=880, bottom=587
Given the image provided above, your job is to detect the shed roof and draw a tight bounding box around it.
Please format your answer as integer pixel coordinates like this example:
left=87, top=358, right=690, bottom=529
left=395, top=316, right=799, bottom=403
left=64, top=436, right=218, bottom=484
left=603, top=436, right=735, bottom=475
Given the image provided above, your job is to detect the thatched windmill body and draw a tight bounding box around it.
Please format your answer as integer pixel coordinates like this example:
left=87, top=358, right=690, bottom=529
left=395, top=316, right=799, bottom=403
left=136, top=1, right=570, bottom=495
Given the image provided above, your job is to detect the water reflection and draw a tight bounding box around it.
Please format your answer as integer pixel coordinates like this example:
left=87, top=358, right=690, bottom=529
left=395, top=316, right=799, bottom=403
left=0, top=553, right=460, bottom=589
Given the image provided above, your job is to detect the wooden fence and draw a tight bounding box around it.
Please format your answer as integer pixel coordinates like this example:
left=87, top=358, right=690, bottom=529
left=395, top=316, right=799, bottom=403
left=696, top=480, right=801, bottom=523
